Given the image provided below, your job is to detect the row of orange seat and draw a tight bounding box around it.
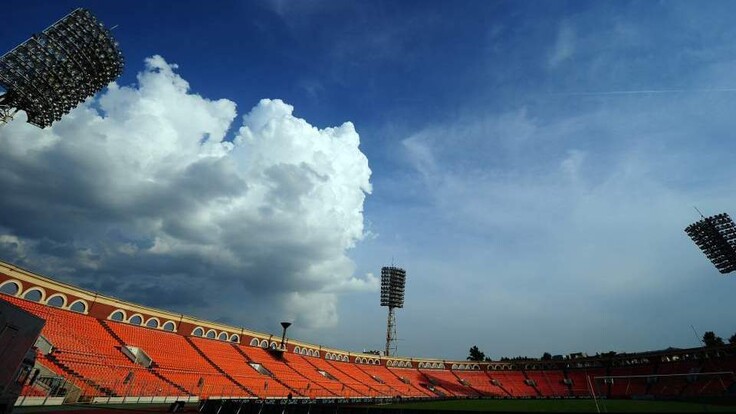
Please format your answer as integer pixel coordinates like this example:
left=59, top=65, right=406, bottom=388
left=4, top=292, right=734, bottom=400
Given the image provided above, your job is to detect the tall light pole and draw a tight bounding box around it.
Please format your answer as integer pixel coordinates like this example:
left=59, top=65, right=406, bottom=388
left=280, top=321, right=292, bottom=349
left=380, top=266, right=406, bottom=356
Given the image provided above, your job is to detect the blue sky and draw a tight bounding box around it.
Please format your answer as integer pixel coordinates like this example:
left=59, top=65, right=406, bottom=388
left=2, top=0, right=736, bottom=360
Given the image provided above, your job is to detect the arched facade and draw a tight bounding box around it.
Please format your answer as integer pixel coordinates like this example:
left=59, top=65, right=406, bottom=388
left=46, top=293, right=67, bottom=308
left=128, top=314, right=144, bottom=325
left=23, top=287, right=45, bottom=302
left=109, top=310, right=127, bottom=321
left=0, top=258, right=537, bottom=378
left=0, top=279, right=22, bottom=296
left=69, top=299, right=88, bottom=313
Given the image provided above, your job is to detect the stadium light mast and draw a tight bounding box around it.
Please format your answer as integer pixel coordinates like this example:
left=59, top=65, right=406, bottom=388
left=280, top=321, right=292, bottom=349
left=0, top=8, right=124, bottom=128
left=685, top=211, right=736, bottom=274
left=380, top=266, right=406, bottom=357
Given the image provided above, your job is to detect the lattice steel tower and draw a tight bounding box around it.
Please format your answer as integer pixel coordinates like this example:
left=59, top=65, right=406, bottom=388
left=380, top=266, right=406, bottom=356
left=0, top=8, right=124, bottom=128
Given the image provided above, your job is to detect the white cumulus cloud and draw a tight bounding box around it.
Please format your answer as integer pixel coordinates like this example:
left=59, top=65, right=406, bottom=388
left=0, top=55, right=375, bottom=332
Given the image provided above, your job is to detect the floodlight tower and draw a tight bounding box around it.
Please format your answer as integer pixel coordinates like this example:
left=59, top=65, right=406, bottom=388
left=685, top=211, right=736, bottom=274
left=0, top=8, right=124, bottom=128
left=380, top=266, right=406, bottom=356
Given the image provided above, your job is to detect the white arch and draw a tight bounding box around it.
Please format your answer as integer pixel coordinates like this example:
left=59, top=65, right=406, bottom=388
left=230, top=334, right=240, bottom=343
left=315, top=351, right=320, bottom=358
left=22, top=287, right=46, bottom=302
left=473, top=364, right=480, bottom=370
left=145, top=317, right=161, bottom=328
left=342, top=355, right=348, bottom=362
left=0, top=279, right=23, bottom=296
left=205, top=329, right=217, bottom=339
left=270, top=341, right=278, bottom=349
left=218, top=332, right=229, bottom=341
left=109, top=309, right=127, bottom=321
left=250, top=338, right=260, bottom=346
left=294, top=346, right=301, bottom=354
left=128, top=313, right=144, bottom=325
left=69, top=299, right=88, bottom=314
left=162, top=321, right=176, bottom=331
left=45, top=293, right=68, bottom=308
left=260, top=339, right=269, bottom=348
left=192, top=327, right=205, bottom=337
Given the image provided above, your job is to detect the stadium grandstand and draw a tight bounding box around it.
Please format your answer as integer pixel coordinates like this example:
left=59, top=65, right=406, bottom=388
left=1, top=259, right=735, bottom=413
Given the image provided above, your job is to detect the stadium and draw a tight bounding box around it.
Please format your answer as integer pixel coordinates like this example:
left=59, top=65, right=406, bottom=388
left=2, top=259, right=736, bottom=413
left=2, top=3, right=736, bottom=414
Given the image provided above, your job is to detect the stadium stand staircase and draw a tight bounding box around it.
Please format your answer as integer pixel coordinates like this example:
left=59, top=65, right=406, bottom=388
left=520, top=370, right=543, bottom=397
left=277, top=355, right=343, bottom=397
left=453, top=370, right=506, bottom=396
left=485, top=370, right=524, bottom=397
left=231, top=344, right=304, bottom=397
left=420, top=369, right=480, bottom=397
left=324, top=360, right=398, bottom=396
left=298, top=356, right=373, bottom=397
left=449, top=369, right=485, bottom=396
left=355, top=364, right=426, bottom=397
left=386, top=368, right=444, bottom=397
left=98, top=320, right=193, bottom=397
left=185, top=337, right=256, bottom=397
left=43, top=353, right=117, bottom=399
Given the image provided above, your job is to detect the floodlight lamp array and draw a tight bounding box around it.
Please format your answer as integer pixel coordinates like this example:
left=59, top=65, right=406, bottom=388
left=0, top=8, right=124, bottom=128
left=685, top=213, right=736, bottom=274
left=380, top=266, right=406, bottom=308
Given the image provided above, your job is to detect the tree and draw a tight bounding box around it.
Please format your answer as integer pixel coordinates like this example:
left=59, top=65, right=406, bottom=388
left=703, top=331, right=725, bottom=347
left=729, top=333, right=736, bottom=345
left=467, top=345, right=486, bottom=361
left=541, top=352, right=552, bottom=361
